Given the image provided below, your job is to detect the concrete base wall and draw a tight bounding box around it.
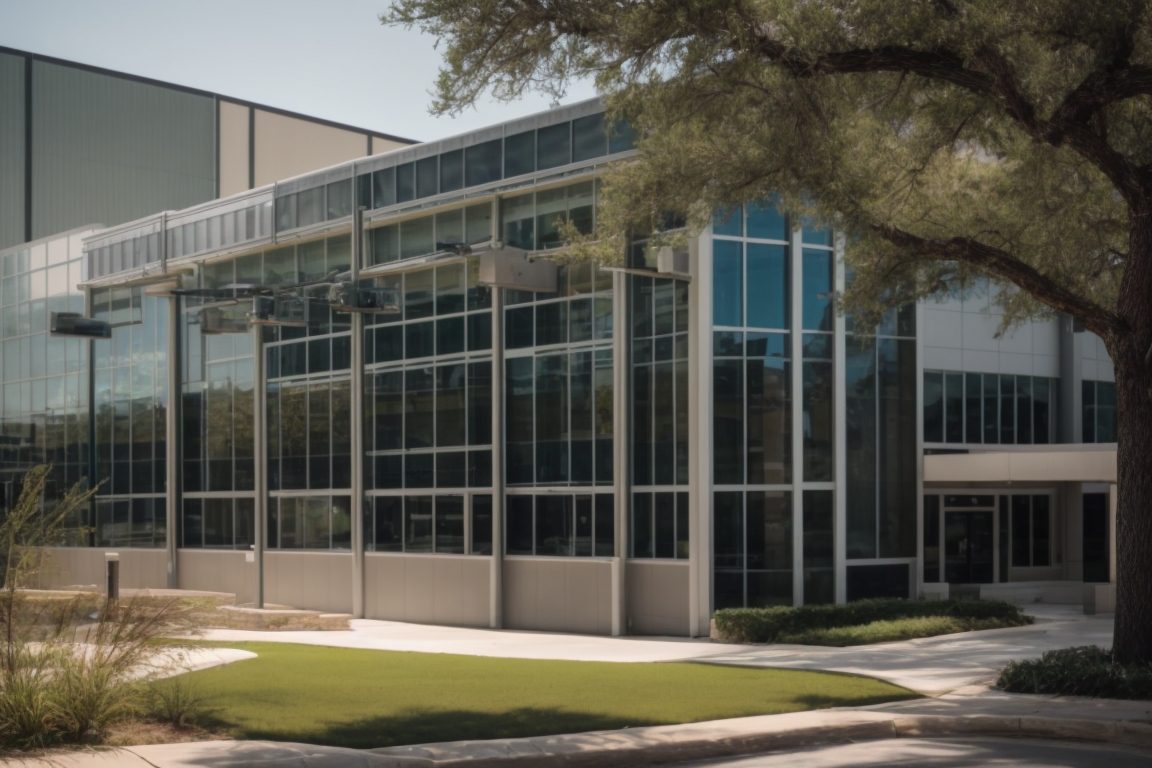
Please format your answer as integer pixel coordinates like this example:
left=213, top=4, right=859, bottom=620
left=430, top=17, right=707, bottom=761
left=264, top=552, right=353, bottom=614
left=178, top=550, right=252, bottom=604
left=503, top=558, right=612, bottom=634
left=1083, top=583, right=1116, bottom=615
left=35, top=547, right=167, bottom=590
left=626, top=560, right=690, bottom=636
left=980, top=580, right=1086, bottom=605
left=365, top=554, right=491, bottom=627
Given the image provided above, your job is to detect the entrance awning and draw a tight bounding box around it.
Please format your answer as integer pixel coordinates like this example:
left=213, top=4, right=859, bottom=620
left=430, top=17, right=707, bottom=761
left=924, top=445, right=1117, bottom=484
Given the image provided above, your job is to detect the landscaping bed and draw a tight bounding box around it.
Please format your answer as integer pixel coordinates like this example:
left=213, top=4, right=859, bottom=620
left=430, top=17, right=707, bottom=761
left=997, top=646, right=1152, bottom=699
left=712, top=598, right=1032, bottom=645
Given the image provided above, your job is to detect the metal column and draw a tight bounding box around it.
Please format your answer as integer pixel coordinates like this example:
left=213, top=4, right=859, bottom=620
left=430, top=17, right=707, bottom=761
left=350, top=205, right=366, bottom=618
left=165, top=294, right=180, bottom=587
left=611, top=270, right=629, bottom=636
left=252, top=324, right=266, bottom=608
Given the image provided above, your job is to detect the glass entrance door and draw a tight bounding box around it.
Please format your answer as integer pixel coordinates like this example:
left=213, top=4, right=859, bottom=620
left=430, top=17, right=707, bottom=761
left=944, top=511, right=995, bottom=584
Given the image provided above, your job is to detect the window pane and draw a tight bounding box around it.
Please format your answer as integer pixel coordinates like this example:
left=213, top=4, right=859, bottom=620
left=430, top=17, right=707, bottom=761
left=1032, top=495, right=1050, bottom=567
left=405, top=496, right=434, bottom=552
left=572, top=113, right=607, bottom=161
left=803, top=490, right=834, bottom=604
left=1011, top=495, right=1031, bottom=567
left=801, top=249, right=832, bottom=331
left=632, top=492, right=652, bottom=558
left=436, top=496, right=465, bottom=553
left=504, top=130, right=536, bottom=177
left=471, top=495, right=492, bottom=554
left=537, top=122, right=571, bottom=170
left=746, top=244, right=787, bottom=329
left=944, top=372, right=964, bottom=443
left=713, top=240, right=742, bottom=327
left=803, top=361, right=833, bottom=481
left=536, top=495, right=572, bottom=556
left=713, top=359, right=744, bottom=484
left=440, top=149, right=463, bottom=193
left=415, top=156, right=438, bottom=199
left=923, top=371, right=943, bottom=443
left=465, top=139, right=502, bottom=186
left=746, top=199, right=787, bottom=240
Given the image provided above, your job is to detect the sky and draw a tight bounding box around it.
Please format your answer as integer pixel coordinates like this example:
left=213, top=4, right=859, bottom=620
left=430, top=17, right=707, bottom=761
left=0, top=0, right=599, bottom=143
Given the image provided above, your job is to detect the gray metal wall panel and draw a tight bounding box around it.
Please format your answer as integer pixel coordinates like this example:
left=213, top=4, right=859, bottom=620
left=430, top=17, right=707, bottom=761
left=30, top=61, right=216, bottom=240
left=0, top=53, right=25, bottom=249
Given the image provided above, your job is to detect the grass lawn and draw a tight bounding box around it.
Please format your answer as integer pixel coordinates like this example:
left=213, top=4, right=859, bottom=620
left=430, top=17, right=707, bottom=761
left=184, top=642, right=916, bottom=749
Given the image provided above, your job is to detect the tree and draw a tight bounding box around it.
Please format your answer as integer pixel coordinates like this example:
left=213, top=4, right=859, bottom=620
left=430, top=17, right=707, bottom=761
left=387, top=0, right=1152, bottom=661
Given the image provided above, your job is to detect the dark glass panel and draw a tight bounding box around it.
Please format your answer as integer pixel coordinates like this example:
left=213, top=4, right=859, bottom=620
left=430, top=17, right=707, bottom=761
left=404, top=367, right=434, bottom=449
left=1000, top=374, right=1016, bottom=443
left=436, top=317, right=465, bottom=356
left=983, top=373, right=999, bottom=443
left=405, top=496, right=434, bottom=552
left=1016, top=375, right=1033, bottom=444
left=944, top=372, right=964, bottom=443
left=439, top=149, right=464, bottom=193
left=846, top=336, right=876, bottom=559
left=370, top=496, right=402, bottom=551
left=746, top=244, right=788, bottom=329
left=966, top=372, right=982, bottom=444
left=537, top=122, right=571, bottom=169
left=572, top=113, right=607, bottom=161
left=746, top=199, right=788, bottom=240
left=407, top=453, right=435, bottom=487
left=471, top=495, right=493, bottom=555
left=504, top=130, right=536, bottom=177
left=747, top=356, right=790, bottom=485
left=632, top=492, right=653, bottom=558
left=923, top=495, right=940, bottom=582
left=877, top=338, right=917, bottom=558
left=846, top=564, right=910, bottom=601
left=803, top=490, right=834, bottom=604
left=535, top=495, right=572, bottom=556
left=594, top=494, right=614, bottom=556
left=435, top=495, right=465, bottom=553
left=464, top=139, right=502, bottom=187
left=712, top=240, right=743, bottom=327
left=713, top=360, right=744, bottom=484
left=505, top=357, right=534, bottom=484
left=713, top=492, right=744, bottom=571
left=372, top=168, right=396, bottom=208
left=395, top=163, right=415, bottom=203
left=801, top=249, right=833, bottom=331
left=1032, top=495, right=1050, bottom=566
left=535, top=354, right=568, bottom=483
left=1011, top=495, right=1031, bottom=567
left=802, top=361, right=833, bottom=481
left=415, top=156, right=438, bottom=199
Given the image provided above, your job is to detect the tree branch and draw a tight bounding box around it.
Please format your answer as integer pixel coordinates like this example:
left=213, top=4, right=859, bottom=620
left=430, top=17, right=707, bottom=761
left=873, top=223, right=1125, bottom=337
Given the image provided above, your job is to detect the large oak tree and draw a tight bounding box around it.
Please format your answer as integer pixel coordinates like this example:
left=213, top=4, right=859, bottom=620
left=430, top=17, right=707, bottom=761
left=387, top=0, right=1152, bottom=661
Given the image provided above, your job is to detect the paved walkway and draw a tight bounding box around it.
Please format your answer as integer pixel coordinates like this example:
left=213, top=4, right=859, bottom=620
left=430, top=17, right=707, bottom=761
left=7, top=605, right=1149, bottom=768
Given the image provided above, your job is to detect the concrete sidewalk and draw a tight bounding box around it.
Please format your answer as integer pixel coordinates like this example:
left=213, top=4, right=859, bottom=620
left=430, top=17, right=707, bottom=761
left=5, top=605, right=1144, bottom=768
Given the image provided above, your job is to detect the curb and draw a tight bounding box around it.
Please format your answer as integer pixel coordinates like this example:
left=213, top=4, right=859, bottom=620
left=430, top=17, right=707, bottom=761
left=373, top=715, right=1152, bottom=767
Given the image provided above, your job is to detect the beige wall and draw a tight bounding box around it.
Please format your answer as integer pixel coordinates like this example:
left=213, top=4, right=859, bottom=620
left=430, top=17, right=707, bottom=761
left=216, top=100, right=412, bottom=197
left=36, top=548, right=167, bottom=590
left=364, top=554, right=491, bottom=627
left=263, top=552, right=353, bottom=613
left=178, top=550, right=253, bottom=604
left=626, top=561, right=690, bottom=636
left=217, top=101, right=251, bottom=198
left=503, top=559, right=613, bottom=634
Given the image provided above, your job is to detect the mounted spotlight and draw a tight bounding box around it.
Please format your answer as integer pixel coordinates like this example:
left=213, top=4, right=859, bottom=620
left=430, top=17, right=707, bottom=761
left=50, top=312, right=112, bottom=339
left=327, top=282, right=401, bottom=314
left=477, top=245, right=558, bottom=293
left=249, top=295, right=310, bottom=327
left=197, top=306, right=249, bottom=335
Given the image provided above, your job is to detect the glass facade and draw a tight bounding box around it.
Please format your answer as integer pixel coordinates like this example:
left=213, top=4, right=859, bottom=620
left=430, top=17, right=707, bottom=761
left=923, top=370, right=1058, bottom=445
left=0, top=237, right=88, bottom=541
left=1082, top=380, right=1116, bottom=442
left=0, top=96, right=1115, bottom=636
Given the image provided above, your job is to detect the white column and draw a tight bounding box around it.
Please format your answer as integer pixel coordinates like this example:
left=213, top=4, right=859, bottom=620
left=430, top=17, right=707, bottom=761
left=251, top=324, right=266, bottom=608
left=832, top=235, right=847, bottom=604
left=689, top=233, right=712, bottom=636
left=489, top=287, right=505, bottom=629
left=611, top=269, right=629, bottom=636
left=165, top=294, right=180, bottom=588
left=790, top=226, right=804, bottom=606
left=350, top=206, right=366, bottom=618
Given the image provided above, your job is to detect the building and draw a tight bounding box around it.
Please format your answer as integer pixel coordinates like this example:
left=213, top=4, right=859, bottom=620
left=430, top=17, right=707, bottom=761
left=0, top=92, right=1116, bottom=636
left=0, top=47, right=414, bottom=251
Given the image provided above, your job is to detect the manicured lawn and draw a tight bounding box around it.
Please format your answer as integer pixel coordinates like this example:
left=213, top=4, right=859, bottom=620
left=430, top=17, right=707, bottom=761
left=185, top=642, right=916, bottom=748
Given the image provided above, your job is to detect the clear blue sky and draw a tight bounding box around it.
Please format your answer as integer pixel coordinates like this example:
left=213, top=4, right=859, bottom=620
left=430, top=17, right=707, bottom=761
left=0, top=0, right=598, bottom=142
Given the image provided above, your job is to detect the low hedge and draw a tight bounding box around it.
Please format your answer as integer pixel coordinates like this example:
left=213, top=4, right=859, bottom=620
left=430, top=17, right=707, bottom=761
left=713, top=598, right=1031, bottom=644
left=996, top=646, right=1152, bottom=699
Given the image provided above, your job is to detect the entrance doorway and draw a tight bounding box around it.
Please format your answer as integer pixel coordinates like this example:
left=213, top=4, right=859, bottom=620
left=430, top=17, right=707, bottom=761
left=943, top=502, right=996, bottom=584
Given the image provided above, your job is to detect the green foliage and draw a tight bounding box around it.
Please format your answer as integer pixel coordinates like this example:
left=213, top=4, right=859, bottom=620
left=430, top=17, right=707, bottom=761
left=187, top=641, right=915, bottom=749
left=144, top=675, right=213, bottom=728
left=0, top=466, right=196, bottom=750
left=997, top=646, right=1152, bottom=699
left=712, top=598, right=1030, bottom=644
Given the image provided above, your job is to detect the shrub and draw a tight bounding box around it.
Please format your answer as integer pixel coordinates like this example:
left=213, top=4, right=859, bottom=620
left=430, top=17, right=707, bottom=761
left=144, top=675, right=212, bottom=728
left=996, top=646, right=1152, bottom=699
left=713, top=598, right=1030, bottom=644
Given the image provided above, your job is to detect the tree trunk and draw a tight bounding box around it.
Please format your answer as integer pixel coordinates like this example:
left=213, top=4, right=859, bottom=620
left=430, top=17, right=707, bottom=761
left=1110, top=211, right=1152, bottom=665
left=1112, top=348, right=1152, bottom=663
